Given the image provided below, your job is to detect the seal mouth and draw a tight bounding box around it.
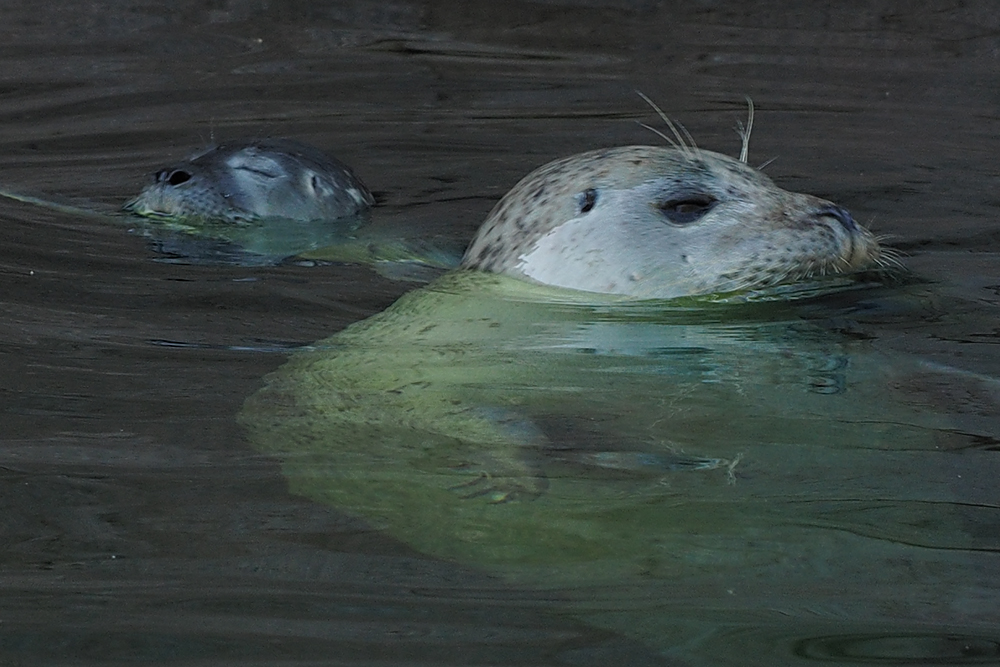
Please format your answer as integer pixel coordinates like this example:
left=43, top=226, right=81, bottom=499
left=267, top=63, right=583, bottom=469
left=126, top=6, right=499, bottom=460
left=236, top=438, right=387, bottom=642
left=122, top=193, right=178, bottom=220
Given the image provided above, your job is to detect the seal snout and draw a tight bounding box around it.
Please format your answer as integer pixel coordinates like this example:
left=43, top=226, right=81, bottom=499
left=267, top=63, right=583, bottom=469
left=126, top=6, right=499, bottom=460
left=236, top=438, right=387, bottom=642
left=814, top=203, right=880, bottom=271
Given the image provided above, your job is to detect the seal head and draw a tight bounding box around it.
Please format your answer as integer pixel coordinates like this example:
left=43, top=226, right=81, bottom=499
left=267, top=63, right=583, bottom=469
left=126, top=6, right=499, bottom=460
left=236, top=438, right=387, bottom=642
left=462, top=146, right=880, bottom=299
left=124, top=139, right=375, bottom=223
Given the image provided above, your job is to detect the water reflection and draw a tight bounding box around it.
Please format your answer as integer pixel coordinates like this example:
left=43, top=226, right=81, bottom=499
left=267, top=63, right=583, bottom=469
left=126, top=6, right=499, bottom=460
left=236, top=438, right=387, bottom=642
left=2, top=0, right=1000, bottom=665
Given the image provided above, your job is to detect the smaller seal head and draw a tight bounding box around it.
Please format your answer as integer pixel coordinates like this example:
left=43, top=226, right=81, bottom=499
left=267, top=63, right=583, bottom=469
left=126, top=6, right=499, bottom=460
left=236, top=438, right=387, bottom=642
left=462, top=146, right=881, bottom=299
left=124, top=139, right=375, bottom=223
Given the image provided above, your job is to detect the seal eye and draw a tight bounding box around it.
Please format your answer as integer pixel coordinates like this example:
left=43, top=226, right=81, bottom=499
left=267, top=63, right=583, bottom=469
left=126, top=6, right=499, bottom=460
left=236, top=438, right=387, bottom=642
left=236, top=166, right=281, bottom=179
left=658, top=196, right=717, bottom=225
left=156, top=169, right=192, bottom=186
left=578, top=188, right=598, bottom=214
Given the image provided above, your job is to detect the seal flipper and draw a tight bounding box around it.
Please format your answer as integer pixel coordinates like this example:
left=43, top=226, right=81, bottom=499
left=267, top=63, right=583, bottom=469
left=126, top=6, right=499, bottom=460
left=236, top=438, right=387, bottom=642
left=449, top=407, right=550, bottom=503
left=565, top=449, right=729, bottom=475
left=449, top=407, right=733, bottom=502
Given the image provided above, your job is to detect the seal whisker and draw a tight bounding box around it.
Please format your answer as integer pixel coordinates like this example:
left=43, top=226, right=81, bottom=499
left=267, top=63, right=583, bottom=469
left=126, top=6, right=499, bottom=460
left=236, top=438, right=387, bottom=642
left=735, top=96, right=754, bottom=164
left=675, top=120, right=700, bottom=159
left=635, top=90, right=697, bottom=160
left=756, top=157, right=778, bottom=171
left=874, top=247, right=905, bottom=270
left=872, top=234, right=906, bottom=269
left=637, top=122, right=684, bottom=152
left=872, top=232, right=901, bottom=246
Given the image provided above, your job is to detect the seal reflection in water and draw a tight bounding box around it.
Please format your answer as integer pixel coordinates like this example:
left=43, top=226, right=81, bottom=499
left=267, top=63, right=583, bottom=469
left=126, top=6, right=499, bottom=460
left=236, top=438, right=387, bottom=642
left=240, top=133, right=983, bottom=662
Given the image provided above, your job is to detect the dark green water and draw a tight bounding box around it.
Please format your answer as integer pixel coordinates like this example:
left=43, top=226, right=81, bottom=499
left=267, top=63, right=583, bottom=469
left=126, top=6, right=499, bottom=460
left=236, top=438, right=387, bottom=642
left=1, top=2, right=998, bottom=665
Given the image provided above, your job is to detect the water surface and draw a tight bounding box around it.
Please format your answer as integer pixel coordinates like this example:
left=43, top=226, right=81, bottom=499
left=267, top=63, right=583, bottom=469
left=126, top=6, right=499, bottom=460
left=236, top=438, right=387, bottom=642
left=1, top=2, right=999, bottom=665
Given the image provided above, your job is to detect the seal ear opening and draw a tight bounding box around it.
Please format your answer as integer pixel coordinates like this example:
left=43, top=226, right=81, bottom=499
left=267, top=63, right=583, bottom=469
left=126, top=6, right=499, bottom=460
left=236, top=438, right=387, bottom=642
left=306, top=172, right=335, bottom=199
left=578, top=188, right=598, bottom=214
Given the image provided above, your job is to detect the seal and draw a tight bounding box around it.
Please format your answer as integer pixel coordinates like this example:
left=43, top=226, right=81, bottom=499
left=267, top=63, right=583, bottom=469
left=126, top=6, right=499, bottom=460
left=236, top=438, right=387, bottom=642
left=0, top=138, right=462, bottom=271
left=462, top=145, right=881, bottom=299
left=238, top=116, right=980, bottom=664
left=121, top=139, right=461, bottom=270
left=124, top=138, right=375, bottom=223
left=240, top=135, right=897, bottom=505
left=241, top=133, right=895, bottom=496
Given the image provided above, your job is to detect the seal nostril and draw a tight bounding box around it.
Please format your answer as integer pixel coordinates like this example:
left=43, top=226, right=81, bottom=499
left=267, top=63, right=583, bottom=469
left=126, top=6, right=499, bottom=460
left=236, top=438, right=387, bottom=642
left=165, top=170, right=192, bottom=186
left=818, top=204, right=858, bottom=232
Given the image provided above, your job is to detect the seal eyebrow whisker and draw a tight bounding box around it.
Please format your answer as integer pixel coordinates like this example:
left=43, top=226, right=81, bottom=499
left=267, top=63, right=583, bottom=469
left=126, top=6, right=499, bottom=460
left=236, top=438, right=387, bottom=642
left=677, top=121, right=699, bottom=158
left=735, top=96, right=754, bottom=164
left=757, top=157, right=777, bottom=171
left=637, top=122, right=683, bottom=151
left=635, top=90, right=698, bottom=160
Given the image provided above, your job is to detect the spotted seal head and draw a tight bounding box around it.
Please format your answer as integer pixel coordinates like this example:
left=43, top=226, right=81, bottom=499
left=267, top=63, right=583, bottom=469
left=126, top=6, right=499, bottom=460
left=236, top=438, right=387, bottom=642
left=124, top=139, right=375, bottom=223
left=462, top=145, right=882, bottom=299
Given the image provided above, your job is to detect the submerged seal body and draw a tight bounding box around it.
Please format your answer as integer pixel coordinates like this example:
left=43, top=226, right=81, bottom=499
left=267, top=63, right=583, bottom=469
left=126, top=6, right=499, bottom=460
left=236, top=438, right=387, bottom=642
left=241, top=142, right=899, bottom=504
left=124, top=139, right=375, bottom=223
left=463, top=145, right=880, bottom=298
left=239, top=139, right=987, bottom=658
